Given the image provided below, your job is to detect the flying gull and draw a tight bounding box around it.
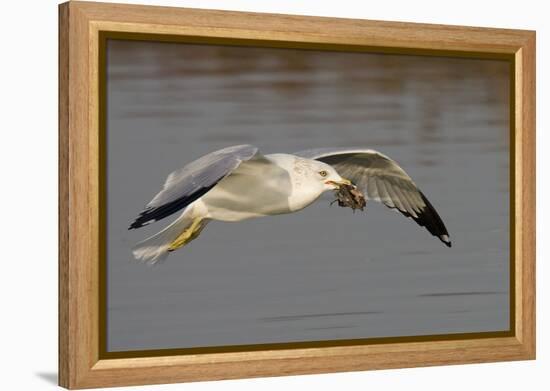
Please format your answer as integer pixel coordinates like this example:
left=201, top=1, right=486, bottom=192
left=129, top=144, right=451, bottom=264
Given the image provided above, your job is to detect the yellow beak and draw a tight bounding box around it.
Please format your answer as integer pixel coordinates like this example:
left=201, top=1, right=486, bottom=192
left=325, top=178, right=352, bottom=188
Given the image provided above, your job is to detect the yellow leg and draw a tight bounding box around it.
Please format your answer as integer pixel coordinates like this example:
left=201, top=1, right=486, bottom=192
left=168, top=218, right=206, bottom=252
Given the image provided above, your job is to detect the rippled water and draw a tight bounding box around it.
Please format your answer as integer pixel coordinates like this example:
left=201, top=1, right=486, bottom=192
left=106, top=40, right=510, bottom=352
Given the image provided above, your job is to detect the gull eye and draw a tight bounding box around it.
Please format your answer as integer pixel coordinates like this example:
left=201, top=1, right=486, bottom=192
left=319, top=170, right=328, bottom=178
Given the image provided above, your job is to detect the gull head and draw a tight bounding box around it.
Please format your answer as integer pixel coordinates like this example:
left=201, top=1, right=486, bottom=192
left=275, top=155, right=353, bottom=210
left=310, top=161, right=352, bottom=191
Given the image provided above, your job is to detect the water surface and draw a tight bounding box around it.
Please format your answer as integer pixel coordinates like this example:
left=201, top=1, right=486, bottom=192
left=106, top=40, right=510, bottom=352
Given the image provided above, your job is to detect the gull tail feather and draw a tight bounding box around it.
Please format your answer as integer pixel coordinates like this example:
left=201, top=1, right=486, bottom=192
left=132, top=206, right=207, bottom=265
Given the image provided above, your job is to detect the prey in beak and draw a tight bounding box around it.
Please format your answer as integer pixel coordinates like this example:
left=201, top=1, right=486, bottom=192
left=329, top=179, right=367, bottom=212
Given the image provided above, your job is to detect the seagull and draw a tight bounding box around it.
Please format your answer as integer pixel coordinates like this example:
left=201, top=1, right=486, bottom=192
left=130, top=144, right=451, bottom=264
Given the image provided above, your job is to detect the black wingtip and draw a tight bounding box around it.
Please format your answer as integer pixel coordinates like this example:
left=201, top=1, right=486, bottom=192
left=128, top=184, right=217, bottom=230
left=128, top=211, right=156, bottom=230
left=406, top=191, right=451, bottom=248
left=437, top=233, right=452, bottom=248
left=128, top=213, right=149, bottom=230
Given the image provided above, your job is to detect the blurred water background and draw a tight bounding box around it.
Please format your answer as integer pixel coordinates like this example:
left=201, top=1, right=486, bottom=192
left=106, top=40, right=510, bottom=352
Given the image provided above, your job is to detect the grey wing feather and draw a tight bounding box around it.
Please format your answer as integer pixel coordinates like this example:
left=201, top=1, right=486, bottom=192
left=129, top=144, right=259, bottom=229
left=295, top=148, right=451, bottom=247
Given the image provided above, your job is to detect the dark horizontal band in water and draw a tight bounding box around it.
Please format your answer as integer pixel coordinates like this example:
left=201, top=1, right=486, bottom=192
left=418, top=291, right=507, bottom=297
left=261, top=311, right=384, bottom=322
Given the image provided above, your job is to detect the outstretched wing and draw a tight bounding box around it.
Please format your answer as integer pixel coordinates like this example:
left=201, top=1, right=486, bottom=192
left=129, top=144, right=259, bottom=229
left=295, top=148, right=451, bottom=247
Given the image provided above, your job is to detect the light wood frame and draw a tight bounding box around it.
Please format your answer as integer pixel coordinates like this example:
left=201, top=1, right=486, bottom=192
left=59, top=1, right=536, bottom=389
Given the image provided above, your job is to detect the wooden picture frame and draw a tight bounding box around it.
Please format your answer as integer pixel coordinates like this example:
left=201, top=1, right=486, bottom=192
left=58, top=1, right=536, bottom=389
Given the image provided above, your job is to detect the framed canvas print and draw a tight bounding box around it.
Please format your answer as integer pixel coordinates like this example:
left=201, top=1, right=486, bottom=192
left=58, top=1, right=536, bottom=389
